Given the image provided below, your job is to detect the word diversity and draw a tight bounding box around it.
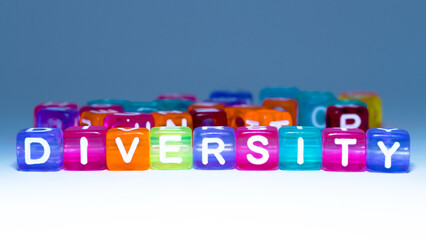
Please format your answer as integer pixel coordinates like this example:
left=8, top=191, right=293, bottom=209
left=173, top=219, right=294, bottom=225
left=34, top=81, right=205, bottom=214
left=16, top=88, right=410, bottom=173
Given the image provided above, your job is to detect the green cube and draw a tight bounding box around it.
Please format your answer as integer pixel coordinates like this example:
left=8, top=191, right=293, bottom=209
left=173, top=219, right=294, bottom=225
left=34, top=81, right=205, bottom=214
left=150, top=126, right=193, bottom=170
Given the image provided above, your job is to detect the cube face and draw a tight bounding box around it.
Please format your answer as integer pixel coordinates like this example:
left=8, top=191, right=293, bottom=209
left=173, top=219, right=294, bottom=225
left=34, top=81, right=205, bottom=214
left=244, top=109, right=293, bottom=130
left=322, top=128, right=366, bottom=172
left=79, top=104, right=124, bottom=114
left=279, top=126, right=322, bottom=170
left=193, top=127, right=236, bottom=170
left=224, top=105, right=263, bottom=130
left=155, top=99, right=194, bottom=111
left=124, top=101, right=159, bottom=113
left=325, top=105, right=369, bottom=132
left=16, top=128, right=63, bottom=171
left=156, top=93, right=197, bottom=102
left=297, top=91, right=336, bottom=129
left=151, top=111, right=193, bottom=129
left=150, top=127, right=193, bottom=170
left=103, top=113, right=155, bottom=130
left=63, top=126, right=107, bottom=170
left=187, top=102, right=226, bottom=112
left=106, top=128, right=150, bottom=170
left=209, top=90, right=253, bottom=106
left=80, top=109, right=119, bottom=126
left=262, top=98, right=298, bottom=125
left=259, top=87, right=300, bottom=102
left=34, top=102, right=78, bottom=126
left=189, top=108, right=228, bottom=128
left=366, top=128, right=410, bottom=173
left=339, top=92, right=382, bottom=128
left=36, top=107, right=79, bottom=131
left=236, top=126, right=279, bottom=170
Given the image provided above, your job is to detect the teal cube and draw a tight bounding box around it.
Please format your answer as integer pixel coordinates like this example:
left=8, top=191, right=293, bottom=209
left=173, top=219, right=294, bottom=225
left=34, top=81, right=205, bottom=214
left=155, top=99, right=195, bottom=111
left=297, top=91, right=337, bottom=128
left=279, top=126, right=322, bottom=170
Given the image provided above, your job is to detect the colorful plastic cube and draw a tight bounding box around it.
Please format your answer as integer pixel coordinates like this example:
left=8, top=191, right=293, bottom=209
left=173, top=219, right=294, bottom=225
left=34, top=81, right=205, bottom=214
left=262, top=98, right=298, bottom=125
left=157, top=93, right=197, bottom=102
left=63, top=126, right=107, bottom=170
left=339, top=92, right=382, bottom=128
left=35, top=107, right=79, bottom=131
left=236, top=126, right=279, bottom=170
left=366, top=128, right=410, bottom=173
left=34, top=102, right=78, bottom=126
left=79, top=104, right=124, bottom=115
left=87, top=99, right=132, bottom=109
left=297, top=91, right=337, bottom=129
left=189, top=108, right=228, bottom=128
left=155, top=99, right=194, bottom=111
left=224, top=105, right=263, bottom=130
left=244, top=109, right=293, bottom=130
left=325, top=105, right=369, bottom=132
left=124, top=101, right=159, bottom=113
left=151, top=111, right=193, bottom=128
left=16, top=128, right=63, bottom=171
left=150, top=127, right=193, bottom=170
left=279, top=126, right=322, bottom=170
left=106, top=127, right=150, bottom=170
left=187, top=102, right=226, bottom=112
left=193, top=126, right=236, bottom=170
left=209, top=90, right=253, bottom=106
left=103, top=112, right=155, bottom=129
left=259, top=87, right=300, bottom=102
left=322, top=128, right=366, bottom=172
left=80, top=109, right=119, bottom=126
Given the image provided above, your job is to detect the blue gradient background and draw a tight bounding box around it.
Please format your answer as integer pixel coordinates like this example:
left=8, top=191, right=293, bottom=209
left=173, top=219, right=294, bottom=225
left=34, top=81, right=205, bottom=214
left=0, top=1, right=425, bottom=239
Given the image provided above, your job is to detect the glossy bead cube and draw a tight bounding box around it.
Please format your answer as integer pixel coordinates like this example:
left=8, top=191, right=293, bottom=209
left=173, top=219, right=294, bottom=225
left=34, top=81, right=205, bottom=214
left=244, top=109, right=293, bottom=130
left=106, top=127, right=150, bottom=170
left=150, top=127, right=193, bottom=170
left=189, top=108, right=228, bottom=128
left=193, top=126, right=236, bottom=170
left=224, top=105, right=263, bottom=130
left=79, top=104, right=124, bottom=115
left=322, top=128, right=366, bottom=172
left=209, top=90, right=253, bottom=106
left=87, top=99, right=132, bottom=109
left=80, top=109, right=119, bottom=126
left=366, top=128, right=410, bottom=173
left=63, top=126, right=107, bottom=170
left=279, top=126, right=322, bottom=170
left=151, top=111, right=193, bottom=128
left=34, top=102, right=78, bottom=126
left=36, top=107, right=79, bottom=131
left=236, top=126, right=279, bottom=170
left=339, top=92, right=382, bottom=128
left=259, top=87, right=300, bottom=102
left=325, top=105, right=369, bottom=132
left=124, top=101, right=159, bottom=113
left=187, top=102, right=226, bottom=112
left=155, top=99, right=194, bottom=111
left=262, top=98, right=298, bottom=125
left=157, top=93, right=197, bottom=102
left=297, top=91, right=337, bottom=129
left=16, top=128, right=63, bottom=171
left=103, top=112, right=155, bottom=129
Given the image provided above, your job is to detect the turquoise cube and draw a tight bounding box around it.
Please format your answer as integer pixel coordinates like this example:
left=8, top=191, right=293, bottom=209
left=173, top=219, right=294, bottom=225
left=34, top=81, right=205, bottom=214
left=87, top=99, right=132, bottom=109
left=124, top=101, right=159, bottom=113
left=279, top=126, right=322, bottom=170
left=259, top=87, right=300, bottom=103
left=155, top=99, right=194, bottom=111
left=297, top=91, right=337, bottom=128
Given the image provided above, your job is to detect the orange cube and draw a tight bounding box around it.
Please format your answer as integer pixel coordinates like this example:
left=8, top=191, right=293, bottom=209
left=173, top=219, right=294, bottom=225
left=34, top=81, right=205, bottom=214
left=151, top=111, right=193, bottom=129
left=224, top=104, right=263, bottom=129
left=243, top=109, right=293, bottom=129
left=187, top=102, right=226, bottom=112
left=80, top=109, right=118, bottom=126
left=106, top=128, right=150, bottom=170
left=262, top=98, right=298, bottom=125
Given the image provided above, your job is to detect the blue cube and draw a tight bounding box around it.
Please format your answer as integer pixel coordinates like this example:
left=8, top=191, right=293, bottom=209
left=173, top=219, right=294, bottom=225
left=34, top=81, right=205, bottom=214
left=297, top=91, right=337, bottom=129
left=366, top=128, right=410, bottom=173
left=279, top=126, right=322, bottom=170
left=193, top=126, right=236, bottom=170
left=209, top=89, right=253, bottom=106
left=259, top=87, right=300, bottom=103
left=35, top=107, right=79, bottom=131
left=16, top=128, right=63, bottom=171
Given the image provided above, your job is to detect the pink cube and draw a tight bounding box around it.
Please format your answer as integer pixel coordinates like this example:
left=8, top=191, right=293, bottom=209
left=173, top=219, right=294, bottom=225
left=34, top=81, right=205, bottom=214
left=34, top=101, right=78, bottom=126
left=322, top=128, right=366, bottom=172
left=236, top=126, right=279, bottom=170
left=63, top=126, right=107, bottom=170
left=103, top=112, right=155, bottom=129
left=79, top=104, right=124, bottom=115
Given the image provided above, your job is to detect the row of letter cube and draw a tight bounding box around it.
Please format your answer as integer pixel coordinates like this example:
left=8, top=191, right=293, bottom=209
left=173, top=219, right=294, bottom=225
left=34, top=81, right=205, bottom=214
left=17, top=126, right=409, bottom=173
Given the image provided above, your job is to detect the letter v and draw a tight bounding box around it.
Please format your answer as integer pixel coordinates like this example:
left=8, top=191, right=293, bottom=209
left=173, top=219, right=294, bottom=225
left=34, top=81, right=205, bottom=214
left=115, top=137, right=140, bottom=163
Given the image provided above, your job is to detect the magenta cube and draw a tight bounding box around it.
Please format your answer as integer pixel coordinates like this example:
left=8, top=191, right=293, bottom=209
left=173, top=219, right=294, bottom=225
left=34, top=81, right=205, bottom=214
left=34, top=102, right=78, bottom=126
left=236, top=126, right=279, bottom=170
left=63, top=126, right=107, bottom=170
left=103, top=112, right=155, bottom=129
left=79, top=104, right=124, bottom=115
left=322, top=128, right=366, bottom=172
